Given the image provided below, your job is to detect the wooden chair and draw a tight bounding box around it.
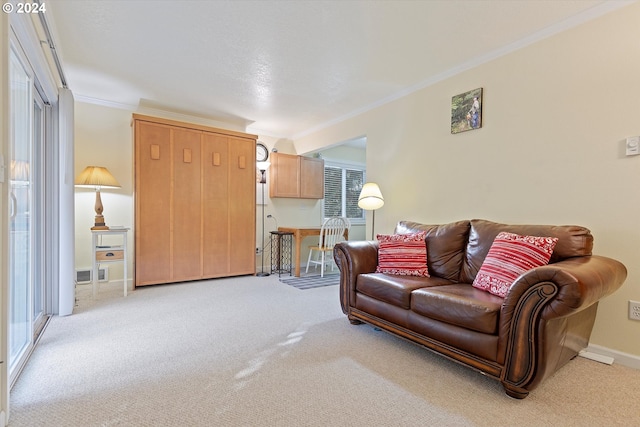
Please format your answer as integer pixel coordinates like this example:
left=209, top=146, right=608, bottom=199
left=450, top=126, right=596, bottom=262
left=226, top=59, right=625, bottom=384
left=306, top=217, right=348, bottom=277
left=340, top=217, right=351, bottom=238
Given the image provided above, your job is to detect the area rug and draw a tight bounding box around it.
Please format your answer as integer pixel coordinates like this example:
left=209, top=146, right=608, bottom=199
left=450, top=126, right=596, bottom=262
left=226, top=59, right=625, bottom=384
left=279, top=273, right=340, bottom=290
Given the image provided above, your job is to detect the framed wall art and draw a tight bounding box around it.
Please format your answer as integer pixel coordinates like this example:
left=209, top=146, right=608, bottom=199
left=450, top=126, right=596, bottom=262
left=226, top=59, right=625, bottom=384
left=451, top=87, right=482, bottom=134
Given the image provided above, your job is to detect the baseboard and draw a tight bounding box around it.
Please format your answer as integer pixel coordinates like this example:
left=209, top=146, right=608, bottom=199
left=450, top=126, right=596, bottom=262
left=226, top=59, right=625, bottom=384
left=583, top=343, right=640, bottom=370
left=578, top=350, right=614, bottom=365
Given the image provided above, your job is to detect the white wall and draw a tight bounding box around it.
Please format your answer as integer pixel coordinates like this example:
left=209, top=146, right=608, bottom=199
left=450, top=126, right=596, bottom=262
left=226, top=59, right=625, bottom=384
left=295, top=3, right=640, bottom=357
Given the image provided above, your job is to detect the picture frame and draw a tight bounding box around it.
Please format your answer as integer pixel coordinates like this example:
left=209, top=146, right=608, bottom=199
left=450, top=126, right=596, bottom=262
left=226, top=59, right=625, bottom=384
left=451, top=87, right=483, bottom=134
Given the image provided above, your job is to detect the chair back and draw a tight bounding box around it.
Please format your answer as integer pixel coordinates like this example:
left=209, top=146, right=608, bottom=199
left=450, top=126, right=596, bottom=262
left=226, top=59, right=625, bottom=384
left=318, top=217, right=347, bottom=249
left=340, top=217, right=351, bottom=232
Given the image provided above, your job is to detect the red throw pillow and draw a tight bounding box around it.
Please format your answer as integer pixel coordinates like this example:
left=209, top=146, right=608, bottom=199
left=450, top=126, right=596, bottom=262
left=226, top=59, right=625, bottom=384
left=376, top=231, right=429, bottom=277
left=472, top=232, right=558, bottom=298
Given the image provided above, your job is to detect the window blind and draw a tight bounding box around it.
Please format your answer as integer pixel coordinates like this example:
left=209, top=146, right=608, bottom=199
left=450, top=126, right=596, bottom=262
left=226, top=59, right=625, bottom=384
left=323, top=164, right=364, bottom=221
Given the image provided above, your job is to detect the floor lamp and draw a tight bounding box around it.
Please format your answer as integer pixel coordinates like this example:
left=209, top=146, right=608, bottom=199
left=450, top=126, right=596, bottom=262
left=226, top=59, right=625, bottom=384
left=358, top=182, right=384, bottom=240
left=256, top=161, right=271, bottom=277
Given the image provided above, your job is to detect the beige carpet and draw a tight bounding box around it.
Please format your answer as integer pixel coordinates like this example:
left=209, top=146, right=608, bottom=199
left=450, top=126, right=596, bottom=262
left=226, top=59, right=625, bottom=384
left=8, top=275, right=640, bottom=426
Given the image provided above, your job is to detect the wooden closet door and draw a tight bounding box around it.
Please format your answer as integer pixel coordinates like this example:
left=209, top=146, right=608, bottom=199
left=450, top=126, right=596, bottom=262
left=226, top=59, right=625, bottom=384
left=134, top=114, right=257, bottom=286
left=202, top=133, right=230, bottom=276
left=171, top=128, right=203, bottom=281
left=229, top=137, right=256, bottom=274
left=135, top=121, right=172, bottom=286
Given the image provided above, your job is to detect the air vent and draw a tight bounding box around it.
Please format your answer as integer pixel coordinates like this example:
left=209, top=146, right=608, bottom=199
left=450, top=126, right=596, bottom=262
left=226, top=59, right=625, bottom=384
left=75, top=267, right=108, bottom=284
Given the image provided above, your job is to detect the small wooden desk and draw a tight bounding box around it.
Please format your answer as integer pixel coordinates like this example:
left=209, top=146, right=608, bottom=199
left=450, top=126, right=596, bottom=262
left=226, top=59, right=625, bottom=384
left=277, top=226, right=349, bottom=277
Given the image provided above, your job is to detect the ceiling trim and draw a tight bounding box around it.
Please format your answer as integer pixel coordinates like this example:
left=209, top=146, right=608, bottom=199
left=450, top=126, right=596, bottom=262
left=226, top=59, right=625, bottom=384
left=74, top=93, right=138, bottom=111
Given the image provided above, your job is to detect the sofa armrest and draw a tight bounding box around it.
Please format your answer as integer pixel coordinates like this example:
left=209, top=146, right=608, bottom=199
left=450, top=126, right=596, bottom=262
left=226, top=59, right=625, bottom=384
left=498, top=255, right=627, bottom=397
left=334, top=240, right=379, bottom=315
left=503, top=255, right=627, bottom=321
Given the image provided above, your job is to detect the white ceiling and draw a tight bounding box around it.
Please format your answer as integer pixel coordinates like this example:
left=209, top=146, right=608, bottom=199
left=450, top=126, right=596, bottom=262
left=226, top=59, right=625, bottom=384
left=46, top=0, right=629, bottom=139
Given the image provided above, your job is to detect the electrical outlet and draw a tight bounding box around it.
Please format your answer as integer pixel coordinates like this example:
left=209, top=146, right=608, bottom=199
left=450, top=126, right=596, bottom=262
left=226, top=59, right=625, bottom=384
left=256, top=247, right=260, bottom=254
left=629, top=300, right=640, bottom=321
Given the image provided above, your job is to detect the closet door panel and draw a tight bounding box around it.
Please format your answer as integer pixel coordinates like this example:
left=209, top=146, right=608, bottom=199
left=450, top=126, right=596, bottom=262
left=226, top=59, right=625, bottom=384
left=172, top=128, right=203, bottom=280
left=229, top=137, right=256, bottom=274
left=135, top=121, right=172, bottom=285
left=202, top=133, right=230, bottom=276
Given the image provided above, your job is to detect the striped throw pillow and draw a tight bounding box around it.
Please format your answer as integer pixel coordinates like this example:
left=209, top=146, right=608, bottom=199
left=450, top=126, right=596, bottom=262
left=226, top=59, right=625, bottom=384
left=472, top=232, right=558, bottom=298
left=376, top=231, right=429, bottom=277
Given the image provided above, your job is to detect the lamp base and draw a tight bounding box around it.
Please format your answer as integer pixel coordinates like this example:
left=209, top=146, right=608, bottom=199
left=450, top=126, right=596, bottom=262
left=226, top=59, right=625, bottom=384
left=92, top=214, right=109, bottom=230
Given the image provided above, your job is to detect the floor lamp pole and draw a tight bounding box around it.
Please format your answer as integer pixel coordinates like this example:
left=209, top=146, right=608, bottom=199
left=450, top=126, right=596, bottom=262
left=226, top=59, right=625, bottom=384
left=371, top=209, right=376, bottom=240
left=257, top=169, right=270, bottom=277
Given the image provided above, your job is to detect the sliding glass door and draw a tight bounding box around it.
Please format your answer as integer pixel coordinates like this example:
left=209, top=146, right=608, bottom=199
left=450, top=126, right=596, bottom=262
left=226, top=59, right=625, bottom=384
left=32, top=91, right=47, bottom=339
left=8, top=46, right=48, bottom=385
left=9, top=48, right=32, bottom=377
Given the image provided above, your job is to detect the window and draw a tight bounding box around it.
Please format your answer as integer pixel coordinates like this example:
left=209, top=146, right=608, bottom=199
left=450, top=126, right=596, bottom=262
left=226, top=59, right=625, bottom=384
left=323, top=162, right=365, bottom=223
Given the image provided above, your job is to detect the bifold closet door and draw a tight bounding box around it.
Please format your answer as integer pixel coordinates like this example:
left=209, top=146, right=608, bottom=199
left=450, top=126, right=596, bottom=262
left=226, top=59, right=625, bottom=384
left=202, top=133, right=229, bottom=276
left=172, top=128, right=203, bottom=280
left=229, top=137, right=256, bottom=274
left=202, top=134, right=255, bottom=277
left=135, top=114, right=257, bottom=286
left=135, top=121, right=172, bottom=285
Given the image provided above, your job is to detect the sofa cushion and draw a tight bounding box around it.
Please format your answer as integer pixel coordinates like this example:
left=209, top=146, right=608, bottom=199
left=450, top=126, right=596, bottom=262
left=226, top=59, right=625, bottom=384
left=472, top=232, right=558, bottom=297
left=357, top=273, right=452, bottom=309
left=376, top=231, right=429, bottom=276
left=460, top=219, right=593, bottom=284
left=395, top=220, right=470, bottom=282
left=411, top=284, right=503, bottom=334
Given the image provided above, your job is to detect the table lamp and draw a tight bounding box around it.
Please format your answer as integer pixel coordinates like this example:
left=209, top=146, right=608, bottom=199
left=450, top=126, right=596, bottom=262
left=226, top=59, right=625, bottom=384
left=358, top=182, right=384, bottom=240
left=75, top=166, right=121, bottom=230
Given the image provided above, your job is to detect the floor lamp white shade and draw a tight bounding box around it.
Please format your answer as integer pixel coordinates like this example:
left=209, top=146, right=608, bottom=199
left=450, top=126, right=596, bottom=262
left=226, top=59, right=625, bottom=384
left=358, top=182, right=384, bottom=240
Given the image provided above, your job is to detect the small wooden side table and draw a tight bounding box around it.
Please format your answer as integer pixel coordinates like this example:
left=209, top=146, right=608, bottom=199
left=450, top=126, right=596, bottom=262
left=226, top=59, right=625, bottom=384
left=91, top=228, right=129, bottom=297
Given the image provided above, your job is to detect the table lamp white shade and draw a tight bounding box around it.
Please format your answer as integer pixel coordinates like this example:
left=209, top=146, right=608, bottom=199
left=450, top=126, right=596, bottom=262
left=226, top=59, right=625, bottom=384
left=75, top=166, right=121, bottom=189
left=75, top=166, right=121, bottom=230
left=358, top=182, right=384, bottom=239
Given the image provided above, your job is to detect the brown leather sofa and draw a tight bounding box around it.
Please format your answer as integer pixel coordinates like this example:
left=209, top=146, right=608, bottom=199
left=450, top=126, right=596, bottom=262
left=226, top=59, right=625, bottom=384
left=333, top=219, right=627, bottom=398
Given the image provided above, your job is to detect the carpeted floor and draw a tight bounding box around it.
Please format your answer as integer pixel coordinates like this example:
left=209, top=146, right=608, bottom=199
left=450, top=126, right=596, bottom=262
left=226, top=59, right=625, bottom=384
left=7, top=275, right=640, bottom=426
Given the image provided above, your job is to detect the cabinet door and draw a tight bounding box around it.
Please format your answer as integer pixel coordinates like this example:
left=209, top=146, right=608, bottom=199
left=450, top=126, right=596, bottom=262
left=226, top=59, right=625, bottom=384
left=135, top=121, right=172, bottom=286
left=202, top=133, right=230, bottom=276
left=172, top=128, right=202, bottom=281
left=228, top=137, right=256, bottom=274
left=269, top=152, right=300, bottom=198
left=300, top=157, right=324, bottom=199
